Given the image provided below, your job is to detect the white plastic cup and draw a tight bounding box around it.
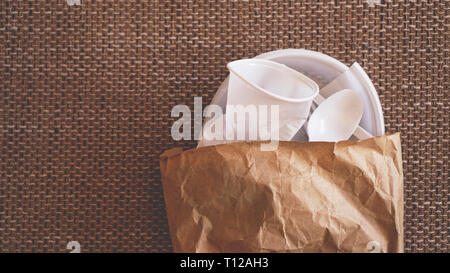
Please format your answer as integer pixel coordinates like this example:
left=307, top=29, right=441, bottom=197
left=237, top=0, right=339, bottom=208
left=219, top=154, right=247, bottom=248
left=226, top=59, right=319, bottom=141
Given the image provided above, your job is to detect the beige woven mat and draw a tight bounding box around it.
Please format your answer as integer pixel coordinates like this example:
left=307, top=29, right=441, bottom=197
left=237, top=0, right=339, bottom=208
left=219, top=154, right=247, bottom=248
left=0, top=1, right=447, bottom=252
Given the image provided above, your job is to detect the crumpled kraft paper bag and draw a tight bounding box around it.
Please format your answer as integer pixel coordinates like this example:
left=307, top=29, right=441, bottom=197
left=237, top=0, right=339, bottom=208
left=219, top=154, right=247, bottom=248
left=160, top=133, right=404, bottom=253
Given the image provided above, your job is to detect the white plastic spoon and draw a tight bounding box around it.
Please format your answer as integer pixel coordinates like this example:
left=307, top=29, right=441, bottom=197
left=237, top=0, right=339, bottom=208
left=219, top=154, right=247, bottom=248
left=307, top=89, right=372, bottom=142
left=313, top=93, right=373, bottom=140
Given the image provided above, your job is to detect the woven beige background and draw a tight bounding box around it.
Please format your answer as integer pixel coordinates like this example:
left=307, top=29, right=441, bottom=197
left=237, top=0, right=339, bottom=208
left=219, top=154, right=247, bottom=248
left=0, top=0, right=448, bottom=252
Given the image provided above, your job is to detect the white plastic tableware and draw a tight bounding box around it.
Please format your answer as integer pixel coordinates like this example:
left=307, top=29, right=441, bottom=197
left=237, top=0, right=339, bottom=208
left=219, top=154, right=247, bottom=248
left=226, top=59, right=319, bottom=141
left=198, top=49, right=384, bottom=147
left=313, top=94, right=373, bottom=140
left=318, top=62, right=383, bottom=138
left=307, top=89, right=364, bottom=142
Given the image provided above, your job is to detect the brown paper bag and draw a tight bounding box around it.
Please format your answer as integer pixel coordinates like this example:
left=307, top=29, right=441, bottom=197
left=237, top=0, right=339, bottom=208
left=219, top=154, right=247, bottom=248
left=160, top=133, right=404, bottom=253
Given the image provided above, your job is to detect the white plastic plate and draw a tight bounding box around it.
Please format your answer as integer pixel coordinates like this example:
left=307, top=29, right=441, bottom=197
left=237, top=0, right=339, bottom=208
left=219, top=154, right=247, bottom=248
left=207, top=49, right=385, bottom=143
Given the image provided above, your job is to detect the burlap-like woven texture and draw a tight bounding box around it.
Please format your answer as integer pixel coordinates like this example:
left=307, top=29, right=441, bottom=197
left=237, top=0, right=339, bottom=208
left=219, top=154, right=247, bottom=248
left=0, top=1, right=447, bottom=252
